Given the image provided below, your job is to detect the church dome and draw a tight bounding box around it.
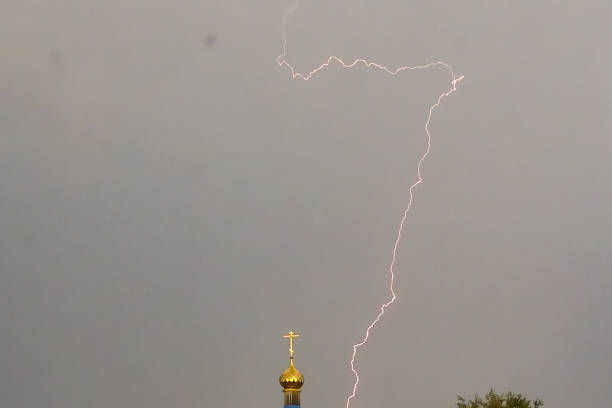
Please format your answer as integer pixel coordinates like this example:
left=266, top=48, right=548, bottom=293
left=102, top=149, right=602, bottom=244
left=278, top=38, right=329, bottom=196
left=279, top=358, right=304, bottom=389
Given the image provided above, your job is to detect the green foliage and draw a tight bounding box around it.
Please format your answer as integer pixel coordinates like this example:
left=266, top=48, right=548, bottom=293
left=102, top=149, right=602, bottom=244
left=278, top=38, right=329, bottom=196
left=457, top=389, right=543, bottom=408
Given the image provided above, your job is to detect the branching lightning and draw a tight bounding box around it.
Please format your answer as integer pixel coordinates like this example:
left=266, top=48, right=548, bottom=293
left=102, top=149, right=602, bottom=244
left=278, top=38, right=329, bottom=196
left=276, top=3, right=463, bottom=408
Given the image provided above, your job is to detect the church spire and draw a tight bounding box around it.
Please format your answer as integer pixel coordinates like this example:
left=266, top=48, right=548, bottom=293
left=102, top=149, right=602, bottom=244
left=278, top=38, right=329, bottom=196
left=279, top=330, right=304, bottom=407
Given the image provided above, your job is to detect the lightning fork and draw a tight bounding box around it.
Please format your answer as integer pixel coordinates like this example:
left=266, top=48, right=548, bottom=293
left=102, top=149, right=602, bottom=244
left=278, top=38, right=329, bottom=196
left=276, top=3, right=463, bottom=408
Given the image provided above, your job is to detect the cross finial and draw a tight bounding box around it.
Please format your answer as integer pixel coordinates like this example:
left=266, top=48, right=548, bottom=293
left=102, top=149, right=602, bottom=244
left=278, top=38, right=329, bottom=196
left=283, top=330, right=300, bottom=358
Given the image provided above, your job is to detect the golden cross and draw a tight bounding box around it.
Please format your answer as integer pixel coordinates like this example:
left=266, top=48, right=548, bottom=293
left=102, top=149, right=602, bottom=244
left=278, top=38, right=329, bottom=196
left=283, top=330, right=300, bottom=357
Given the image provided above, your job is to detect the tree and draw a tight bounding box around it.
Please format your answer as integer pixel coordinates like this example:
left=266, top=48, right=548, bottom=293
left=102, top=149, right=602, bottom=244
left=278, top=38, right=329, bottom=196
left=457, top=389, right=543, bottom=408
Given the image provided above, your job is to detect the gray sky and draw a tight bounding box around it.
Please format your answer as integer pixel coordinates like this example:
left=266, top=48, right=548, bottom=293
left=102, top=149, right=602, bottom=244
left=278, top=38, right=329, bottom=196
left=1, top=1, right=611, bottom=407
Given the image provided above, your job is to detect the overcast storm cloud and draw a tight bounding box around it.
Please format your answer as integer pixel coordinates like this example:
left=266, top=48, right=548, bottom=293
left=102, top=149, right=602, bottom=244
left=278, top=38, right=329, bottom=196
left=1, top=1, right=611, bottom=408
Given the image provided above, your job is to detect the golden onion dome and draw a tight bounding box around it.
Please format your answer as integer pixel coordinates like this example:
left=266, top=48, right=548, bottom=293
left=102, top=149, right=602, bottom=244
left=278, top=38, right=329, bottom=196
left=279, top=358, right=304, bottom=389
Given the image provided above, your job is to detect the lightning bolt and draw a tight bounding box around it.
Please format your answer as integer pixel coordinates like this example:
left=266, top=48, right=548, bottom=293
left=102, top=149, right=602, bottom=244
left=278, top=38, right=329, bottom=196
left=276, top=3, right=463, bottom=408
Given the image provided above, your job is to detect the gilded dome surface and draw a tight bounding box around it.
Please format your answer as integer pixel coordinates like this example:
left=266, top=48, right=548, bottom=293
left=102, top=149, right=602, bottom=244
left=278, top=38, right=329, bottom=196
left=279, top=359, right=304, bottom=389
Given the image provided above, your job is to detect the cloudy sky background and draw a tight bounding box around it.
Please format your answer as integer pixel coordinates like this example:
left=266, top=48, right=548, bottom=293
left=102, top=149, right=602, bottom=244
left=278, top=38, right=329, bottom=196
left=1, top=1, right=611, bottom=407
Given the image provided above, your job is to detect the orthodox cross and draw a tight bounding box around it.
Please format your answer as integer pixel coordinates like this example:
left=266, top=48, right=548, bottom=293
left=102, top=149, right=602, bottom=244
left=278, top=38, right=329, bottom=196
left=283, top=330, right=300, bottom=357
